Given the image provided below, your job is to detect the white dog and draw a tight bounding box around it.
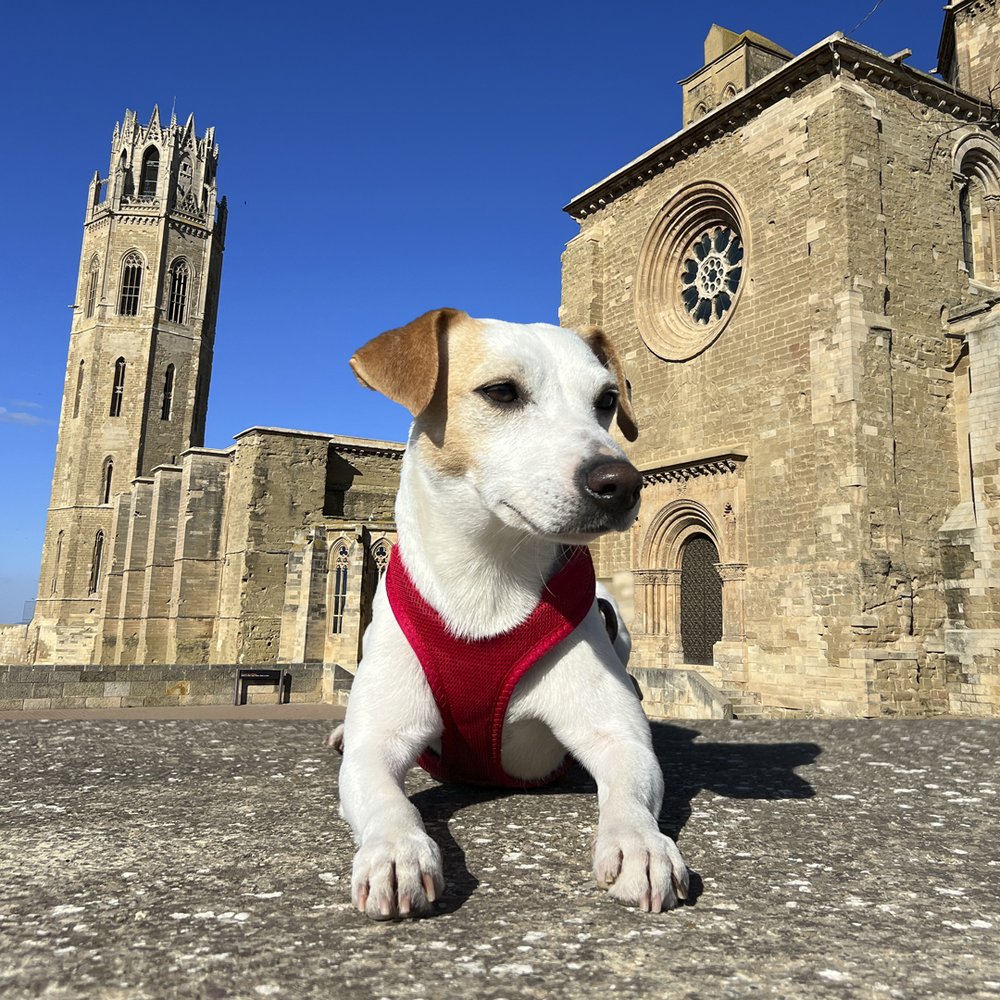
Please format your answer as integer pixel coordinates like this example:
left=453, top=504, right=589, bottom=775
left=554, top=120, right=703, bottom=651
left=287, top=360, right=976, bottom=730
left=336, top=309, right=689, bottom=919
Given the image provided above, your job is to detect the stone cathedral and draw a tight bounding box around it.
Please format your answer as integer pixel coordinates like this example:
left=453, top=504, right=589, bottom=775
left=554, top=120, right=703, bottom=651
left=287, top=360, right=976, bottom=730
left=2, top=0, right=999, bottom=718
left=16, top=108, right=402, bottom=680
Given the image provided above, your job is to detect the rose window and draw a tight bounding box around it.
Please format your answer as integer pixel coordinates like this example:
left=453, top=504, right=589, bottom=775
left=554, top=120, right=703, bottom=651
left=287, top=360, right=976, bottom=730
left=635, top=182, right=749, bottom=361
left=679, top=227, right=743, bottom=325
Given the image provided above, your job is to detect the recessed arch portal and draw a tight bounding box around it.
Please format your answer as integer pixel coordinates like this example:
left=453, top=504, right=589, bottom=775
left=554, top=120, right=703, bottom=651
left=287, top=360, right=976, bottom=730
left=635, top=496, right=746, bottom=670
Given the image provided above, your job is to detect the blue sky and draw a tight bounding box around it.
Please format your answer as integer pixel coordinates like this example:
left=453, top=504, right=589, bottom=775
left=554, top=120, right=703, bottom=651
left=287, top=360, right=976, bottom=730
left=0, top=0, right=947, bottom=624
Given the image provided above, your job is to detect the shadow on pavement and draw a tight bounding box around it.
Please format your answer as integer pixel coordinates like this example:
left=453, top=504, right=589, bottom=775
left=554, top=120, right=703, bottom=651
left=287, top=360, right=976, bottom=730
left=408, top=722, right=821, bottom=914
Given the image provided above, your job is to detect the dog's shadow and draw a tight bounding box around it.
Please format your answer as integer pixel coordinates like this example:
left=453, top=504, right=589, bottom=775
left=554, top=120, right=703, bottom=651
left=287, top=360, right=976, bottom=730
left=410, top=722, right=821, bottom=914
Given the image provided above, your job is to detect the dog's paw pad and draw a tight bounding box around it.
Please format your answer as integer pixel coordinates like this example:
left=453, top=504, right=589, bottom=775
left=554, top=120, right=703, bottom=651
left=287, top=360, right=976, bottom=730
left=351, top=832, right=445, bottom=920
left=593, top=827, right=688, bottom=913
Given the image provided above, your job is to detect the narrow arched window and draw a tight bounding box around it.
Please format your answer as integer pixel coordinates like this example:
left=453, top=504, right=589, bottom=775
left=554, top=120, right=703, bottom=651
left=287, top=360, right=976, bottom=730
left=373, top=542, right=389, bottom=579
left=118, top=251, right=142, bottom=316
left=73, top=360, right=85, bottom=418
left=960, top=184, right=975, bottom=277
left=161, top=365, right=175, bottom=421
left=110, top=357, right=126, bottom=417
left=119, top=150, right=134, bottom=198
left=50, top=531, right=63, bottom=596
left=101, top=458, right=114, bottom=504
left=331, top=544, right=349, bottom=634
left=85, top=256, right=99, bottom=318
left=167, top=260, right=189, bottom=324
left=88, top=530, right=105, bottom=596
left=139, top=146, right=159, bottom=198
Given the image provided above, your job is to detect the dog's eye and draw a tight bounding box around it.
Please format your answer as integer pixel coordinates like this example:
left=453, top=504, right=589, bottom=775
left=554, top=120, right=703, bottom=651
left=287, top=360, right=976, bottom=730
left=479, top=382, right=521, bottom=405
left=595, top=389, right=618, bottom=413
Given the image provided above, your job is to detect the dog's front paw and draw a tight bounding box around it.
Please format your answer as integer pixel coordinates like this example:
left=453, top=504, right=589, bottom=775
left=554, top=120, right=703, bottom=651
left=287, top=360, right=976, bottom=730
left=352, top=831, right=445, bottom=920
left=325, top=724, right=345, bottom=754
left=593, top=824, right=689, bottom=913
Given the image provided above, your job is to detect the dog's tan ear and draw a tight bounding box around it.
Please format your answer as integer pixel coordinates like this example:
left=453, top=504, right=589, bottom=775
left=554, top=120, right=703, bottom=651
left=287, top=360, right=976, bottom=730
left=350, top=309, right=468, bottom=416
left=578, top=326, right=639, bottom=442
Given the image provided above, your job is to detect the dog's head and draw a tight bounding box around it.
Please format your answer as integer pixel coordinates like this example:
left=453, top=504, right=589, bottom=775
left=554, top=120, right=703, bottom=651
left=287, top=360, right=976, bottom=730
left=351, top=309, right=641, bottom=542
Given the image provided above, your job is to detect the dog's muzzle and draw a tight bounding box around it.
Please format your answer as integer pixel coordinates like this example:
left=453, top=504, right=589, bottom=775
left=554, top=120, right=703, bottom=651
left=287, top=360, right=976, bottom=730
left=581, top=459, right=643, bottom=520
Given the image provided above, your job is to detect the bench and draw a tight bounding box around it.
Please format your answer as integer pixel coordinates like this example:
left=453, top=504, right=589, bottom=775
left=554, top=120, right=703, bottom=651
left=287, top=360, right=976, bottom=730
left=234, top=667, right=292, bottom=706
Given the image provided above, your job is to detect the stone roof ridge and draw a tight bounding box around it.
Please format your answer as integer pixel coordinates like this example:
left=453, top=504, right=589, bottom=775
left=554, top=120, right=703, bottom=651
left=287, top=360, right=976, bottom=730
left=565, top=32, right=999, bottom=220
left=737, top=28, right=793, bottom=59
left=232, top=425, right=405, bottom=451
left=699, top=23, right=793, bottom=68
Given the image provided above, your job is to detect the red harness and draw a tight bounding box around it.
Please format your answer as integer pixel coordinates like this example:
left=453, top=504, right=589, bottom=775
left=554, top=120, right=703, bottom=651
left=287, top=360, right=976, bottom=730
left=385, top=546, right=596, bottom=788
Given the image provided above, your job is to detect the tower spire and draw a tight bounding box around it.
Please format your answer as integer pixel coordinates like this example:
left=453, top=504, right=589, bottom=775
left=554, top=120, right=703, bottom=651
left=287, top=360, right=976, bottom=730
left=30, top=110, right=226, bottom=665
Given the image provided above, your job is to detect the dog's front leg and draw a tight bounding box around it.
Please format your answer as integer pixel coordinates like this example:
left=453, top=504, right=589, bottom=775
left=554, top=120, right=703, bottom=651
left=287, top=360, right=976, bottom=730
left=533, top=635, right=690, bottom=913
left=339, top=736, right=444, bottom=919
left=337, top=625, right=445, bottom=920
left=583, top=732, right=689, bottom=913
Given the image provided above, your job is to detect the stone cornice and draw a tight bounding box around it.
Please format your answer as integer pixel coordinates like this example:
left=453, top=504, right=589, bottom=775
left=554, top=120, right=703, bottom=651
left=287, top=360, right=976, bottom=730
left=640, top=449, right=747, bottom=486
left=233, top=425, right=405, bottom=457
left=565, top=33, right=1000, bottom=221
left=332, top=442, right=405, bottom=460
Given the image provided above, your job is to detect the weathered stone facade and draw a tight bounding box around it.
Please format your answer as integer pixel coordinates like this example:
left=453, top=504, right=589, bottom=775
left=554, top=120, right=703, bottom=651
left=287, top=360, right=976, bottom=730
left=563, top=1, right=1000, bottom=717
left=31, top=108, right=226, bottom=666
left=21, top=110, right=404, bottom=679
left=95, top=429, right=401, bottom=670
left=8, top=2, right=1000, bottom=718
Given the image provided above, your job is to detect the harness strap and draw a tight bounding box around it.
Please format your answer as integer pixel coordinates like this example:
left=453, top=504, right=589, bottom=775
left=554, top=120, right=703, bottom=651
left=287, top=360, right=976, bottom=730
left=386, top=546, right=595, bottom=788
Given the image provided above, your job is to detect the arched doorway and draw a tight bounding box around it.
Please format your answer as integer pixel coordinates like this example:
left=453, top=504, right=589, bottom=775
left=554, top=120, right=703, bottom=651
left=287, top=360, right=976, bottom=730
left=679, top=534, right=723, bottom=666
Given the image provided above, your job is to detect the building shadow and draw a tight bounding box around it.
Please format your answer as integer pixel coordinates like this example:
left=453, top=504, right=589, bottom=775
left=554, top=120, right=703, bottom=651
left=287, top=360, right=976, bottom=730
left=408, top=721, right=821, bottom=915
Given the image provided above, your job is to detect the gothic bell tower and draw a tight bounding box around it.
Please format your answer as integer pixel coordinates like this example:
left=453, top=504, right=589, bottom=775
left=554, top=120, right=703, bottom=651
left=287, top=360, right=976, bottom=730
left=32, top=106, right=227, bottom=662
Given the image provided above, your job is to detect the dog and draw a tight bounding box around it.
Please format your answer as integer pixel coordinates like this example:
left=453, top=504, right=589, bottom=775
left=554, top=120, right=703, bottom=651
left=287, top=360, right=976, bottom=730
left=336, top=309, right=689, bottom=919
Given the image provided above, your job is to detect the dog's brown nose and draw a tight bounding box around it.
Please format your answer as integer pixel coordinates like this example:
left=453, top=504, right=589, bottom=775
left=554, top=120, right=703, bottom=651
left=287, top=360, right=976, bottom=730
left=583, top=460, right=643, bottom=514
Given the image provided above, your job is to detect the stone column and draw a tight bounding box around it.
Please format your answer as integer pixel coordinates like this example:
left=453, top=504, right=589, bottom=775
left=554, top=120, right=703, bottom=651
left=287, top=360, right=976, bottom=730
left=278, top=530, right=310, bottom=665
left=166, top=450, right=230, bottom=665
left=115, top=478, right=154, bottom=664
left=715, top=562, right=748, bottom=684
left=985, top=194, right=1000, bottom=281
left=716, top=563, right=748, bottom=641
left=137, top=466, right=183, bottom=664
left=632, top=569, right=654, bottom=636
left=632, top=568, right=680, bottom=666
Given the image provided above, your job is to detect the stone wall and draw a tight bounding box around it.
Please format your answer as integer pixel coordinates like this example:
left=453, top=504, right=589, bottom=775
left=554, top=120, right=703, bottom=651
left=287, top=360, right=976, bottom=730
left=0, top=662, right=325, bottom=710
left=942, top=0, right=1000, bottom=102
left=631, top=666, right=732, bottom=721
left=42, top=427, right=405, bottom=676
left=564, top=40, right=1000, bottom=718
left=0, top=626, right=28, bottom=666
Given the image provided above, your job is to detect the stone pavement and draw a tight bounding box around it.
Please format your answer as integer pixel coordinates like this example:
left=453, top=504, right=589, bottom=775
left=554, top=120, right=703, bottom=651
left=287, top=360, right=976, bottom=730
left=0, top=712, right=997, bottom=999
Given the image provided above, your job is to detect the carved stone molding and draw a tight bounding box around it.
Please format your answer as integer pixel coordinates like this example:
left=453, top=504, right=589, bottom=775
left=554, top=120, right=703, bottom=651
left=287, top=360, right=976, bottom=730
left=565, top=37, right=1000, bottom=221
left=642, top=451, right=747, bottom=487
left=634, top=568, right=680, bottom=585
left=715, top=562, right=748, bottom=583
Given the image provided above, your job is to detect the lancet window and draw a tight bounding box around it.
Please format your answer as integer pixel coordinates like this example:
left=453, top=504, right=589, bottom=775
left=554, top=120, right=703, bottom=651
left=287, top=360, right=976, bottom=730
left=118, top=252, right=142, bottom=316
left=110, top=357, right=126, bottom=417
left=73, top=361, right=84, bottom=419
left=85, top=256, right=99, bottom=318
left=161, top=365, right=175, bottom=421
left=101, top=458, right=114, bottom=504
left=88, top=530, right=105, bottom=596
left=330, top=544, right=350, bottom=634
left=167, top=260, right=189, bottom=324
left=139, top=146, right=159, bottom=198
